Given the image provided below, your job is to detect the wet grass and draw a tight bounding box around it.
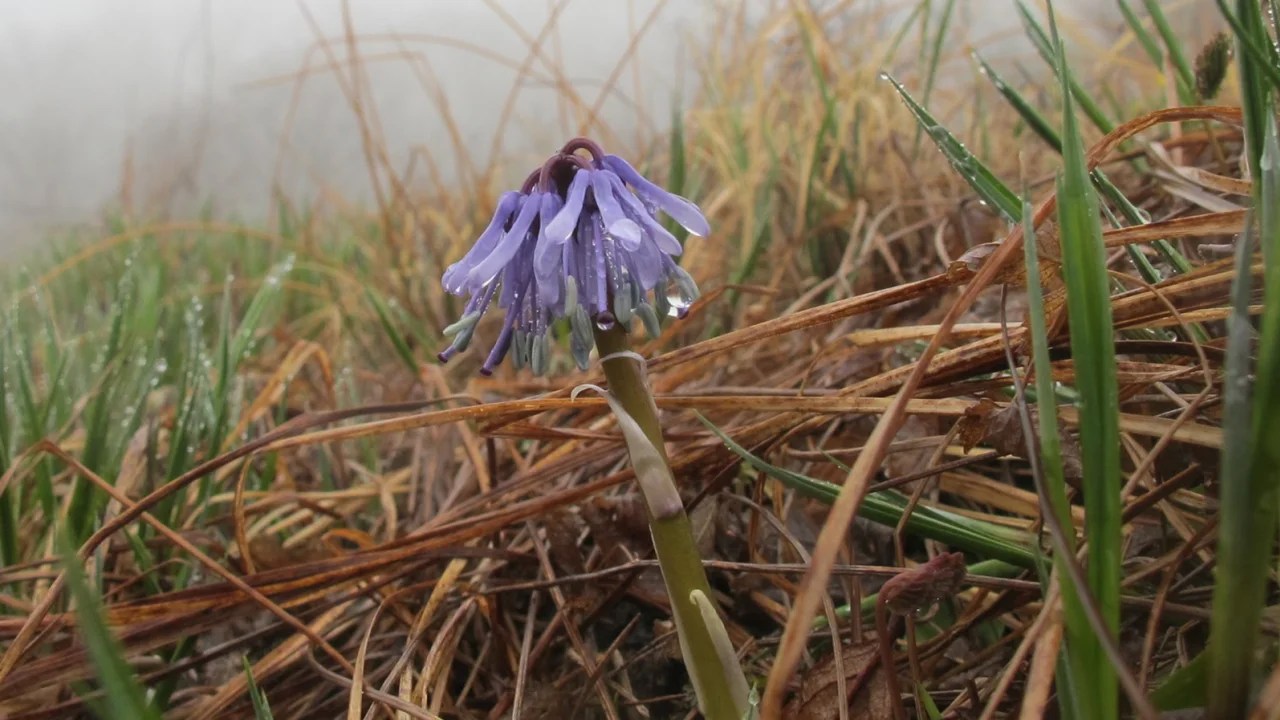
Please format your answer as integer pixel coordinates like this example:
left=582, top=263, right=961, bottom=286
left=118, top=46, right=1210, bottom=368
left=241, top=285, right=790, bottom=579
left=0, top=1, right=1273, bottom=717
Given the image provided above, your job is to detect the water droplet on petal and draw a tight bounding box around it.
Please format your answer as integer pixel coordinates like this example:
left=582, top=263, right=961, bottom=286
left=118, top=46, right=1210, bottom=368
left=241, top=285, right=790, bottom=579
left=664, top=290, right=689, bottom=317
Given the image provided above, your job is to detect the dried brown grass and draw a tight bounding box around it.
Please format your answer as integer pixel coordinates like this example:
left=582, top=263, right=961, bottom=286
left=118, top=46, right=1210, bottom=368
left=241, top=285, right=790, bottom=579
left=0, top=1, right=1252, bottom=718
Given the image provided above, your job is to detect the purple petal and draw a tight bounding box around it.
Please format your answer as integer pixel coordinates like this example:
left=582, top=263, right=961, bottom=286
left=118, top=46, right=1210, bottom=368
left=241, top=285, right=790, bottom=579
left=574, top=213, right=596, bottom=315
left=562, top=241, right=579, bottom=313
left=590, top=171, right=643, bottom=251
left=543, top=170, right=591, bottom=243
left=589, top=217, right=610, bottom=318
left=606, top=173, right=684, bottom=256
left=480, top=318, right=516, bottom=376
left=465, top=192, right=542, bottom=287
left=534, top=193, right=566, bottom=294
left=442, top=191, right=523, bottom=294
left=626, top=233, right=665, bottom=289
left=602, top=155, right=710, bottom=237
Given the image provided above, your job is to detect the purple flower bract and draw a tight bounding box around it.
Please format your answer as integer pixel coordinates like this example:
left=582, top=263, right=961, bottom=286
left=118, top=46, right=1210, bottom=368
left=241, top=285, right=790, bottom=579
left=438, top=138, right=706, bottom=375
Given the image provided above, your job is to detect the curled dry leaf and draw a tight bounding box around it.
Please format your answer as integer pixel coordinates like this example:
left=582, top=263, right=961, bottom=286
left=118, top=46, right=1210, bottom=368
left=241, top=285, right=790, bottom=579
left=785, top=641, right=895, bottom=720
left=879, top=551, right=967, bottom=617
left=956, top=398, right=1084, bottom=483
left=948, top=232, right=1063, bottom=293
left=884, top=415, right=942, bottom=480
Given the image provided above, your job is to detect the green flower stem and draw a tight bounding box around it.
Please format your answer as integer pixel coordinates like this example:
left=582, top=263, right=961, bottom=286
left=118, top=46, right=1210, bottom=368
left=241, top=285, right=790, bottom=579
left=594, top=323, right=748, bottom=720
left=595, top=324, right=671, bottom=462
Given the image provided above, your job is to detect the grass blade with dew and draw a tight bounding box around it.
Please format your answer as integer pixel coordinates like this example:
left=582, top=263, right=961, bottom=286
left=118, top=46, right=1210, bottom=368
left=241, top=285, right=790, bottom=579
left=364, top=287, right=419, bottom=375
left=1017, top=1, right=1114, bottom=134
left=1117, top=0, right=1165, bottom=67
left=974, top=46, right=1194, bottom=288
left=207, top=273, right=237, bottom=453
left=912, top=0, right=958, bottom=157
left=697, top=414, right=1038, bottom=568
left=1207, top=1, right=1280, bottom=708
left=794, top=11, right=854, bottom=278
left=1022, top=192, right=1089, bottom=720
left=661, top=101, right=694, bottom=245
left=1205, top=210, right=1261, bottom=717
left=0, top=334, right=16, bottom=570
left=230, top=254, right=294, bottom=366
left=668, top=101, right=686, bottom=199
left=1215, top=0, right=1280, bottom=91
left=1049, top=5, right=1122, bottom=716
left=974, top=53, right=1060, bottom=150
left=243, top=657, right=276, bottom=720
left=1140, top=0, right=1196, bottom=103
left=883, top=73, right=1021, bottom=222
left=58, top=528, right=161, bottom=720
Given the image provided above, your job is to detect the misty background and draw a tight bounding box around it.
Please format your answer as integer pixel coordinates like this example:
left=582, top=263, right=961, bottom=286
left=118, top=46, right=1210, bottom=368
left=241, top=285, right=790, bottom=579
left=0, top=1, right=1185, bottom=261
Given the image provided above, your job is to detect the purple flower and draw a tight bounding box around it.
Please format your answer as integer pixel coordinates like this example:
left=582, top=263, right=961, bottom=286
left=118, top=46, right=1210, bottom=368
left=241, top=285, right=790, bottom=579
left=438, top=138, right=707, bottom=375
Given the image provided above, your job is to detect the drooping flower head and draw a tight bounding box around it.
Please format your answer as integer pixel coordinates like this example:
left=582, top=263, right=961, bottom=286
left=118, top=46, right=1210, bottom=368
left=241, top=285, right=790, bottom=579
left=438, top=138, right=708, bottom=375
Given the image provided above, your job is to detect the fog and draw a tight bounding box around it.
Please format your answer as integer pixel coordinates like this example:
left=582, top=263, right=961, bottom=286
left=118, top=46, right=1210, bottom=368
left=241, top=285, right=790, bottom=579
left=0, top=1, right=1198, bottom=260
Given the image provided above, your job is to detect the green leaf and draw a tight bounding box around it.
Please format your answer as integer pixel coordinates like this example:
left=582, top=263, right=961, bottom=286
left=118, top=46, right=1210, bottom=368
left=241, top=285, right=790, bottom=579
left=365, top=288, right=419, bottom=375
left=1117, top=0, right=1164, bottom=67
left=1050, top=6, right=1121, bottom=717
left=883, top=73, right=1021, bottom=222
left=1152, top=651, right=1207, bottom=711
left=243, top=656, right=276, bottom=720
left=697, top=413, right=1038, bottom=568
left=1016, top=1, right=1114, bottom=134
left=1141, top=0, right=1196, bottom=103
left=1207, top=4, right=1280, bottom=716
left=59, top=530, right=160, bottom=720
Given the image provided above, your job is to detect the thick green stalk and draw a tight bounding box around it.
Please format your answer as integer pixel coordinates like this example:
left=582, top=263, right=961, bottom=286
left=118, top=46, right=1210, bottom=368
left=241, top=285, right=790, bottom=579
left=1207, top=3, right=1280, bottom=716
left=595, top=325, right=671, bottom=461
left=594, top=324, right=748, bottom=720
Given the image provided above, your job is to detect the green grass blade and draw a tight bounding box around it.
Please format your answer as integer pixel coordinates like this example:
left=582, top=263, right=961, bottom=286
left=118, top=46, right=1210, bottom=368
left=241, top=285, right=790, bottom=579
left=1205, top=212, right=1261, bottom=718
left=1017, top=1, right=1114, bottom=134
left=0, top=335, right=15, bottom=569
left=243, top=657, right=276, bottom=720
left=794, top=13, right=854, bottom=278
left=59, top=530, right=161, bottom=720
left=668, top=101, right=686, bottom=199
left=914, top=0, right=958, bottom=155
left=1022, top=195, right=1086, bottom=720
left=973, top=53, right=1061, bottom=150
left=1216, top=0, right=1280, bottom=93
left=1117, top=0, right=1165, bottom=67
left=1228, top=0, right=1275, bottom=183
left=208, top=275, right=237, bottom=453
left=819, top=558, right=1026, bottom=628
left=883, top=73, right=1022, bottom=222
left=1050, top=8, right=1121, bottom=717
left=1207, top=5, right=1280, bottom=702
left=1152, top=650, right=1208, bottom=710
left=697, top=414, right=1038, bottom=568
left=365, top=288, right=419, bottom=374
left=1140, top=0, right=1196, bottom=103
left=231, top=254, right=294, bottom=366
left=974, top=51, right=1193, bottom=283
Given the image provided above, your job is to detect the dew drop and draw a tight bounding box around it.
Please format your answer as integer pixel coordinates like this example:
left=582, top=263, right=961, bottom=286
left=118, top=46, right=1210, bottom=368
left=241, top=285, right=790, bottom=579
left=664, top=290, right=692, bottom=317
